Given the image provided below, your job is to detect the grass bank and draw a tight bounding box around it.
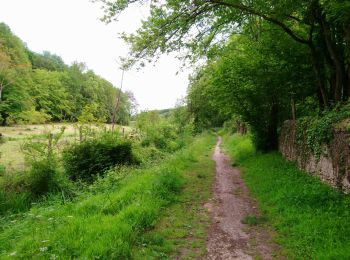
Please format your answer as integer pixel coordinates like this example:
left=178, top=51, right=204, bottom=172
left=0, top=133, right=216, bottom=259
left=223, top=134, right=350, bottom=259
left=133, top=136, right=215, bottom=259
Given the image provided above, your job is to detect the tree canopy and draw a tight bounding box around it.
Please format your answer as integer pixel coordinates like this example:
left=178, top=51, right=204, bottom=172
left=99, top=0, right=350, bottom=107
left=98, top=0, right=350, bottom=150
left=0, top=22, right=134, bottom=125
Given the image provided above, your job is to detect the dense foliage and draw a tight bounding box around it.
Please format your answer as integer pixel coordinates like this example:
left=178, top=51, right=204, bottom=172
left=0, top=107, right=195, bottom=215
left=62, top=134, right=137, bottom=182
left=0, top=23, right=133, bottom=125
left=98, top=0, right=350, bottom=150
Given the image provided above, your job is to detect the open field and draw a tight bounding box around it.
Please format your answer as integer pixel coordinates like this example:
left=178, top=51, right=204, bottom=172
left=0, top=124, right=131, bottom=171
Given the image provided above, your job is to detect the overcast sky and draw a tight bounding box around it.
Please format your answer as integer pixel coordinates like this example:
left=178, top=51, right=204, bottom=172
left=0, top=0, right=191, bottom=110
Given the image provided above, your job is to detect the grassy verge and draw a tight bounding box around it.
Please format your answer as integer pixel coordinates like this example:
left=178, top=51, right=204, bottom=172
left=223, top=134, right=350, bottom=259
left=0, top=133, right=216, bottom=259
left=133, top=136, right=215, bottom=259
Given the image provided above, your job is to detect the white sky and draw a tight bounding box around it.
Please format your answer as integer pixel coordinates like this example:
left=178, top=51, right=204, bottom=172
left=0, top=0, right=191, bottom=110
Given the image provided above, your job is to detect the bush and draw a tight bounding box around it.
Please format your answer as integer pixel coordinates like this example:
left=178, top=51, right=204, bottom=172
left=6, top=109, right=51, bottom=125
left=133, top=145, right=165, bottom=164
left=225, top=134, right=255, bottom=163
left=0, top=159, right=72, bottom=214
left=63, top=133, right=138, bottom=182
left=27, top=160, right=68, bottom=197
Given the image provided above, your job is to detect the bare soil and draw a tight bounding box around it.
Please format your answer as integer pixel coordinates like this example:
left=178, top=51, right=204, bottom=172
left=202, top=137, right=278, bottom=260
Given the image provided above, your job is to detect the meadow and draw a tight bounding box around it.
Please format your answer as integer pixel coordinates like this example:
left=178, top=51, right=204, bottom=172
left=0, top=123, right=131, bottom=171
left=0, top=133, right=216, bottom=259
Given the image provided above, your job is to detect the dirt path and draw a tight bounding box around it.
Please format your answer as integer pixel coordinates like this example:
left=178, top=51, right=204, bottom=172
left=203, top=137, right=277, bottom=260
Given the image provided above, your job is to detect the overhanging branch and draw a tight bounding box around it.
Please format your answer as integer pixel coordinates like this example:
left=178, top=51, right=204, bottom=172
left=208, top=0, right=311, bottom=45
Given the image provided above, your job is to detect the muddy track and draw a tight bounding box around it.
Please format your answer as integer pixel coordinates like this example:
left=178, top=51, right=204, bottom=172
left=202, top=137, right=277, bottom=260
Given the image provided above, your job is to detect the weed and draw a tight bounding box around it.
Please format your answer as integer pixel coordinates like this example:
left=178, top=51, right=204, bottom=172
left=241, top=215, right=267, bottom=226
left=197, top=173, right=206, bottom=179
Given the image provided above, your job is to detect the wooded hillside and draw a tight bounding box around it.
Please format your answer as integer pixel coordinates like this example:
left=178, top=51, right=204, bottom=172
left=0, top=22, right=134, bottom=125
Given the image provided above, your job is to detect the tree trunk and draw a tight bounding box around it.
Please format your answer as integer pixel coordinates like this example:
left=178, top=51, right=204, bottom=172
left=319, top=13, right=344, bottom=103
left=344, top=24, right=350, bottom=101
left=266, top=102, right=279, bottom=151
left=309, top=43, right=328, bottom=108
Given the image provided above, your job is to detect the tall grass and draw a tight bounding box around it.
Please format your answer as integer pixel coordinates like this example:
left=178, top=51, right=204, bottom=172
left=223, top=134, right=350, bottom=259
left=224, top=134, right=255, bottom=163
left=0, top=133, right=215, bottom=259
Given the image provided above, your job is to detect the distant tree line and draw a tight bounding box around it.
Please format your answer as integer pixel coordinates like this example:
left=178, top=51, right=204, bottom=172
left=0, top=22, right=135, bottom=125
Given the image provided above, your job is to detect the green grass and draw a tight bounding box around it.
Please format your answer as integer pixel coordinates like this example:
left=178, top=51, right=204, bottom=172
left=0, top=133, right=216, bottom=259
left=132, top=136, right=216, bottom=259
left=223, top=134, right=350, bottom=259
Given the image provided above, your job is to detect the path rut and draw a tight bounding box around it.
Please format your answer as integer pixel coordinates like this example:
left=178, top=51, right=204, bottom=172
left=203, top=137, right=276, bottom=260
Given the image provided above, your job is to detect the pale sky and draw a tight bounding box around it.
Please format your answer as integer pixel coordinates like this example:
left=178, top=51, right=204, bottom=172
left=0, top=0, right=191, bottom=110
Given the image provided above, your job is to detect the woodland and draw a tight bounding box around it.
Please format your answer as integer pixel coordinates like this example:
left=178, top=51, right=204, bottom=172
left=0, top=22, right=134, bottom=126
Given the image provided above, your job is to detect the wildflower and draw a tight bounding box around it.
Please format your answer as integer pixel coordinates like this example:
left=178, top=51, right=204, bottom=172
left=39, top=247, right=48, bottom=252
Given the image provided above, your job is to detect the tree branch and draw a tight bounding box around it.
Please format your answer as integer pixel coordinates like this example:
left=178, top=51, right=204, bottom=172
left=208, top=0, right=311, bottom=45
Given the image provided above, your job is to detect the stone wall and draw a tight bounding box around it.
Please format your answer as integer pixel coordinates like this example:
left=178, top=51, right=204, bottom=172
left=279, top=120, right=350, bottom=193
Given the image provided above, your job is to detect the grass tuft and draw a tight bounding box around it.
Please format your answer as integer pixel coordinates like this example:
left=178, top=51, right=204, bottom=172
left=241, top=215, right=267, bottom=226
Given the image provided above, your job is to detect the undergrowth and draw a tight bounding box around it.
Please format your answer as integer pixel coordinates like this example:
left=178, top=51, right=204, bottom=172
left=0, top=133, right=215, bottom=259
left=223, top=134, right=350, bottom=259
left=296, top=103, right=350, bottom=159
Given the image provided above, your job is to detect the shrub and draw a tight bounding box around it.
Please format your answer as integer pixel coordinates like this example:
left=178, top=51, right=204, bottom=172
left=132, top=145, right=165, bottom=164
left=226, top=134, right=255, bottom=163
left=63, top=133, right=138, bottom=182
left=27, top=160, right=68, bottom=197
left=0, top=159, right=72, bottom=214
left=6, top=109, right=51, bottom=125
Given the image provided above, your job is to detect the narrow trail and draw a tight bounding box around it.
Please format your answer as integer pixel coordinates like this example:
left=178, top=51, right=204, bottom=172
left=203, top=137, right=276, bottom=260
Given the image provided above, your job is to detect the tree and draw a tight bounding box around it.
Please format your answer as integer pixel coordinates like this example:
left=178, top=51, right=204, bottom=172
left=0, top=22, right=134, bottom=125
left=98, top=0, right=350, bottom=108
left=0, top=49, right=13, bottom=102
left=0, top=23, right=32, bottom=124
left=188, top=25, right=315, bottom=150
left=28, top=50, right=66, bottom=71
